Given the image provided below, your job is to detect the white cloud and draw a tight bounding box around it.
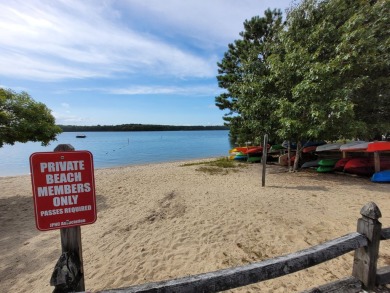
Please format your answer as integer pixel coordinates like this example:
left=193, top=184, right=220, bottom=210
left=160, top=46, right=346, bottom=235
left=121, top=0, right=291, bottom=47
left=61, top=103, right=70, bottom=109
left=53, top=111, right=92, bottom=125
left=109, top=85, right=221, bottom=96
left=0, top=0, right=292, bottom=82
left=0, top=0, right=221, bottom=81
left=48, top=84, right=222, bottom=96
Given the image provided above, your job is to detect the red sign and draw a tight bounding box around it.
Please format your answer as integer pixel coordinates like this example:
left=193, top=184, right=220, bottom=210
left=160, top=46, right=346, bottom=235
left=30, top=151, right=97, bottom=231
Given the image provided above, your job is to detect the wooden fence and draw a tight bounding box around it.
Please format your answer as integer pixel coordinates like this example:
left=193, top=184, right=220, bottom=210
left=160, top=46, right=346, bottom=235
left=97, top=202, right=390, bottom=293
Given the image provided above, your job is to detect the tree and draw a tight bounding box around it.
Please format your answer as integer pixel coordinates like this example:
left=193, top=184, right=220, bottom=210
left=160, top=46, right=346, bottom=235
left=334, top=0, right=390, bottom=139
left=216, top=0, right=390, bottom=170
left=268, top=0, right=390, bottom=169
left=215, top=9, right=284, bottom=145
left=0, top=88, right=62, bottom=147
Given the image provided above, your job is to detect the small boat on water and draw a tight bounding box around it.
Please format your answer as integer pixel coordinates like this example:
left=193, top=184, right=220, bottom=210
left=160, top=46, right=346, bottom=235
left=76, top=134, right=87, bottom=138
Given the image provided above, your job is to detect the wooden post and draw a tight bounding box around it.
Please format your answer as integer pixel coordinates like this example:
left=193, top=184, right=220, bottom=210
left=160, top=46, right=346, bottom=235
left=262, top=134, right=268, bottom=187
left=352, top=202, right=382, bottom=290
left=374, top=152, right=380, bottom=173
left=287, top=141, right=291, bottom=171
left=52, top=144, right=85, bottom=292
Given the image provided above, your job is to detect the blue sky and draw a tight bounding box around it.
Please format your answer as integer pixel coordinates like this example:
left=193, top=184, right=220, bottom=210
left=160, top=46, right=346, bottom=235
left=0, top=0, right=293, bottom=126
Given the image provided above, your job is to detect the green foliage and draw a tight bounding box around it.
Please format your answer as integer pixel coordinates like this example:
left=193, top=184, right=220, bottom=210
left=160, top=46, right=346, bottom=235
left=271, top=0, right=389, bottom=142
left=0, top=88, right=62, bottom=147
left=215, top=9, right=284, bottom=145
left=216, top=0, right=390, bottom=151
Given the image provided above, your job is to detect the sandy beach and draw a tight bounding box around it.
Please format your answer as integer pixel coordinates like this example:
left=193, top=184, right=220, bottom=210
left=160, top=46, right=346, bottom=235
left=1, top=159, right=390, bottom=293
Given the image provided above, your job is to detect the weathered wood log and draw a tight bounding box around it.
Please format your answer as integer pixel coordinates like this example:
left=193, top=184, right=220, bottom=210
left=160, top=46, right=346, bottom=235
left=376, top=266, right=390, bottom=285
left=98, top=232, right=367, bottom=293
left=381, top=227, right=390, bottom=240
left=301, top=276, right=362, bottom=293
left=352, top=202, right=382, bottom=290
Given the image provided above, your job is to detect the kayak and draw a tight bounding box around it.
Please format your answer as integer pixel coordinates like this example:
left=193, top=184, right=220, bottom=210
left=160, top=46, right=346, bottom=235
left=233, top=152, right=247, bottom=160
left=340, top=142, right=369, bottom=152
left=247, top=156, right=262, bottom=163
left=371, top=170, right=390, bottom=183
left=302, top=146, right=317, bottom=153
left=333, top=158, right=354, bottom=172
left=316, top=143, right=343, bottom=152
left=367, top=141, right=390, bottom=152
left=246, top=147, right=263, bottom=155
left=229, top=147, right=256, bottom=154
left=317, top=166, right=334, bottom=173
left=269, top=144, right=285, bottom=153
left=344, top=157, right=390, bottom=176
left=318, top=158, right=340, bottom=167
left=301, top=159, right=321, bottom=168
left=339, top=141, right=367, bottom=152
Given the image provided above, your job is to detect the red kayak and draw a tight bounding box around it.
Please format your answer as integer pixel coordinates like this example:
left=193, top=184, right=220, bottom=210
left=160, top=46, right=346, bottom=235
left=246, top=147, right=263, bottom=154
left=344, top=157, right=390, bottom=176
left=367, top=141, right=390, bottom=152
left=334, top=158, right=354, bottom=172
left=302, top=146, right=317, bottom=153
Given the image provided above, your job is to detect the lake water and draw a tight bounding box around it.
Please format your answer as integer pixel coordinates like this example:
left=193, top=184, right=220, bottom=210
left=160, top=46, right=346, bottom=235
left=0, top=130, right=231, bottom=177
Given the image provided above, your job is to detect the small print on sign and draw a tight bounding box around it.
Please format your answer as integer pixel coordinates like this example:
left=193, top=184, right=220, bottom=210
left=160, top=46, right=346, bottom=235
left=30, top=151, right=97, bottom=231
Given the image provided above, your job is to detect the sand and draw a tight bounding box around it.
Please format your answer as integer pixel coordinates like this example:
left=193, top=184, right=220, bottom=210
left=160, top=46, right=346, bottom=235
left=1, top=159, right=390, bottom=293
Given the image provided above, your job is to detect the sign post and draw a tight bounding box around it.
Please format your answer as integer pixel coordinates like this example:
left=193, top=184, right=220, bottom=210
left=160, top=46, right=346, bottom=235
left=30, top=144, right=96, bottom=292
left=262, top=134, right=268, bottom=187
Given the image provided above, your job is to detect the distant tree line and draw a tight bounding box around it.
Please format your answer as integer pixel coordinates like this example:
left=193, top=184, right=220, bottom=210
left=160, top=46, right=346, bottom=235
left=58, top=124, right=229, bottom=132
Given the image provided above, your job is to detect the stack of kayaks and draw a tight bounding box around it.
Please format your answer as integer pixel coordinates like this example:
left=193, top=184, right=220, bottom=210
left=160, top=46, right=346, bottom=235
left=228, top=146, right=264, bottom=162
left=246, top=147, right=263, bottom=162
left=316, top=158, right=340, bottom=172
left=233, top=151, right=248, bottom=161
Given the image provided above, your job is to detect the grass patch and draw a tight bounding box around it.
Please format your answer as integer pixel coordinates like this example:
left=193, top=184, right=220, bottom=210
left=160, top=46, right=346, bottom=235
left=181, top=157, right=246, bottom=175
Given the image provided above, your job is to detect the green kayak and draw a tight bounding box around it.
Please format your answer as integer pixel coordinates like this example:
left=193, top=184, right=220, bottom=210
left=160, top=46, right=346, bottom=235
left=316, top=166, right=334, bottom=173
left=318, top=158, right=340, bottom=167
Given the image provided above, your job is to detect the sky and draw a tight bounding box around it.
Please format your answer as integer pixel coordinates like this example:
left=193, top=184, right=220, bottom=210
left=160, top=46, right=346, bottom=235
left=0, top=0, right=293, bottom=126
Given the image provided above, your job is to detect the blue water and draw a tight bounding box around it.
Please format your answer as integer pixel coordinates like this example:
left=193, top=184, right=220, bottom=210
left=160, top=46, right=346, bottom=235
left=0, top=130, right=231, bottom=177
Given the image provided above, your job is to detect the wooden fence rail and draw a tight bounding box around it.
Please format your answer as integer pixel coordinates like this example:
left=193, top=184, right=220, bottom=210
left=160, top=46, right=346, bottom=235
left=97, top=202, right=390, bottom=293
